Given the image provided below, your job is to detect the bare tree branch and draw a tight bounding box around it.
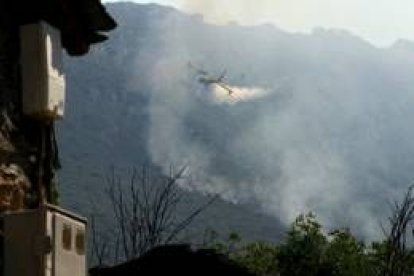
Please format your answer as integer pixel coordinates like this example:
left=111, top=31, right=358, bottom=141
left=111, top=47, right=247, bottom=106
left=382, top=185, right=414, bottom=276
left=93, top=165, right=217, bottom=264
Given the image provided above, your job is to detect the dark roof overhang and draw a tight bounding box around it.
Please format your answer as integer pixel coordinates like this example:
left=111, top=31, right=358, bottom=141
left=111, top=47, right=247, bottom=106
left=7, top=0, right=117, bottom=56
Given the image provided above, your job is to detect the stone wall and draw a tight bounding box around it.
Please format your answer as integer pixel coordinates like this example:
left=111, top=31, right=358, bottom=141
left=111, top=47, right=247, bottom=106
left=0, top=8, right=58, bottom=210
left=0, top=1, right=115, bottom=211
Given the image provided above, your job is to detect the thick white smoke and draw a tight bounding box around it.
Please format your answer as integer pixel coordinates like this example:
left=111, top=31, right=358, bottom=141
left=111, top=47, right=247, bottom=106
left=211, top=84, right=269, bottom=104
left=128, top=8, right=414, bottom=239
left=173, top=0, right=414, bottom=47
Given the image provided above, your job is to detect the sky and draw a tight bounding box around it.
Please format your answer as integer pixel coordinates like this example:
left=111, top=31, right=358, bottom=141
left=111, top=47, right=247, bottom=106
left=103, top=0, right=414, bottom=47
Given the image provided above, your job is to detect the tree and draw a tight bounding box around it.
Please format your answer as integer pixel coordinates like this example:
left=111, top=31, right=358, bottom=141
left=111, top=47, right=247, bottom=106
left=90, top=176, right=414, bottom=275
left=210, top=213, right=375, bottom=276
left=202, top=229, right=279, bottom=276
left=232, top=241, right=279, bottom=276
left=89, top=165, right=217, bottom=266
left=277, top=212, right=332, bottom=276
left=325, top=229, right=373, bottom=276
left=370, top=185, right=414, bottom=276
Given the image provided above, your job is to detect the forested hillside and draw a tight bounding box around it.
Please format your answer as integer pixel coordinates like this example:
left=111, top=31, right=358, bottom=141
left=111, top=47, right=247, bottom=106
left=59, top=2, right=414, bottom=240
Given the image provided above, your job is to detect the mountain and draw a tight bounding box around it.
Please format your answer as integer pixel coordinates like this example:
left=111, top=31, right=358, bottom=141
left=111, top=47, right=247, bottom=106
left=59, top=2, right=414, bottom=240
left=58, top=2, right=284, bottom=242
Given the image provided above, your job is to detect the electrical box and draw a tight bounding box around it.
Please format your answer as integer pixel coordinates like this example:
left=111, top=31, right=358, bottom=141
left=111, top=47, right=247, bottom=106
left=20, top=21, right=65, bottom=120
left=3, top=204, right=87, bottom=276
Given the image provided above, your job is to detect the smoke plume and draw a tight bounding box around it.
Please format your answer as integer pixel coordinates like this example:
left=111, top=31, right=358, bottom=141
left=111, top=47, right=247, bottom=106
left=210, top=84, right=268, bottom=104
left=126, top=7, right=414, bottom=239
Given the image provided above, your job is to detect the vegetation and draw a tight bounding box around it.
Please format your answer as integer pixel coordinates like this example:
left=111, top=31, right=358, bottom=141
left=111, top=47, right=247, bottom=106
left=89, top=165, right=217, bottom=266
left=206, top=186, right=414, bottom=276
left=90, top=166, right=414, bottom=275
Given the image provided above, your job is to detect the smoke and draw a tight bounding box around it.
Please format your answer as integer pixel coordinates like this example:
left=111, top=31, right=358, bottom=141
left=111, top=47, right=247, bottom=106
left=173, top=0, right=414, bottom=47
left=129, top=8, right=414, bottom=239
left=175, top=0, right=280, bottom=25
left=209, top=84, right=268, bottom=104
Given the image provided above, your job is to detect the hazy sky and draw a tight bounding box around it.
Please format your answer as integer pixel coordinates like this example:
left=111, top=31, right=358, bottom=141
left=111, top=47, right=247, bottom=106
left=104, top=0, right=414, bottom=47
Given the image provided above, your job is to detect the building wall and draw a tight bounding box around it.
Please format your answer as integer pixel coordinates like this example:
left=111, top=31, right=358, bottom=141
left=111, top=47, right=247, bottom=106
left=0, top=9, right=50, bottom=210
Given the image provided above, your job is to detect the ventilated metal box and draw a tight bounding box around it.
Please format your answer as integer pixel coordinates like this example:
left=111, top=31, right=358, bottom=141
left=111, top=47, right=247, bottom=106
left=3, top=204, right=87, bottom=276
left=20, top=21, right=65, bottom=120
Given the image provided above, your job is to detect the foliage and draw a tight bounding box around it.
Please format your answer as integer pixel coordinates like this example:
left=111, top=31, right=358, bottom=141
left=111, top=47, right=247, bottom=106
left=207, top=206, right=414, bottom=276
left=232, top=241, right=279, bottom=276
left=204, top=230, right=279, bottom=276
left=90, top=172, right=414, bottom=276
left=277, top=212, right=330, bottom=275
left=325, top=229, right=373, bottom=276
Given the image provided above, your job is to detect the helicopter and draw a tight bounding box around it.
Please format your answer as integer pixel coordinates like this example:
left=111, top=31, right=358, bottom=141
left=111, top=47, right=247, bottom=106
left=188, top=62, right=235, bottom=96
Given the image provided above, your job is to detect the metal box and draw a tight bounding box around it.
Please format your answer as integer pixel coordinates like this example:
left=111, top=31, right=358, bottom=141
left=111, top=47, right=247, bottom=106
left=20, top=21, right=65, bottom=120
left=3, top=204, right=87, bottom=276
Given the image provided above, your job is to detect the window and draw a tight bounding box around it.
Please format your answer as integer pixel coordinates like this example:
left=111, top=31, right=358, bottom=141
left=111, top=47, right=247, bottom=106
left=62, top=224, right=72, bottom=251
left=75, top=229, right=85, bottom=255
